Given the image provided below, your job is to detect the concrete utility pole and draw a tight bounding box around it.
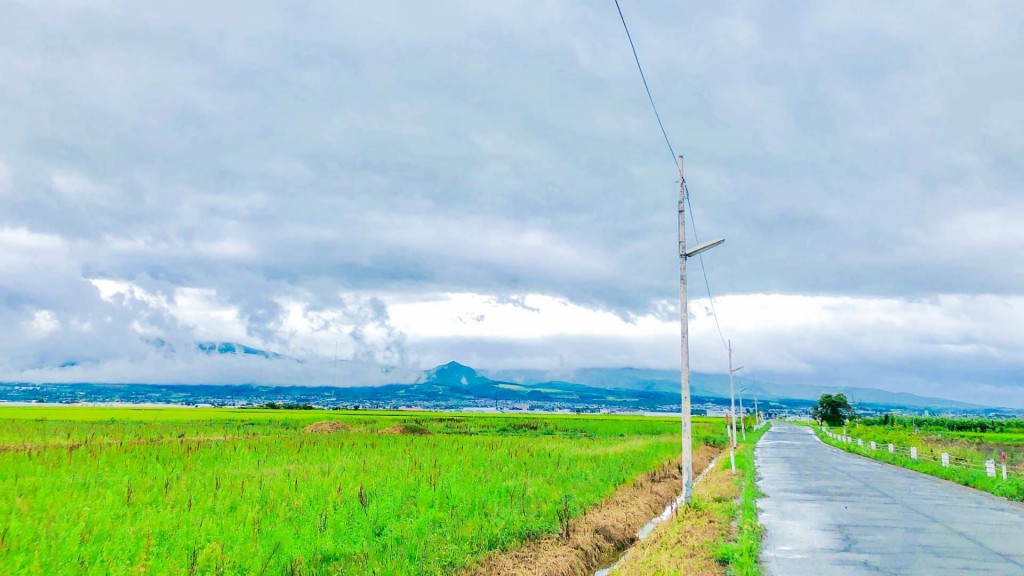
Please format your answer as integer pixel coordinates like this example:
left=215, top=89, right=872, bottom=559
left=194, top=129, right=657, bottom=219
left=678, top=155, right=693, bottom=503
left=677, top=155, right=725, bottom=503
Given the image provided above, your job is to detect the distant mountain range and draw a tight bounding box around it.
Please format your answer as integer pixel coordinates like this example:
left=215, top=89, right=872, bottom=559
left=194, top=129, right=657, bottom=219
left=485, top=366, right=987, bottom=410
left=393, top=361, right=689, bottom=408
left=0, top=361, right=697, bottom=412
left=5, top=341, right=1008, bottom=413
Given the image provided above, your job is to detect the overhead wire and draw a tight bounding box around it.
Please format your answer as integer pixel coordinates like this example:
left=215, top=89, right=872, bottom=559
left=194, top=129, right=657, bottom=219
left=613, top=0, right=677, bottom=167
left=612, top=0, right=729, bottom=351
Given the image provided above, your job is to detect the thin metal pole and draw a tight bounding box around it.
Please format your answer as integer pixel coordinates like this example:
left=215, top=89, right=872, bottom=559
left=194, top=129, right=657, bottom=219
left=678, top=155, right=693, bottom=503
left=728, top=340, right=736, bottom=473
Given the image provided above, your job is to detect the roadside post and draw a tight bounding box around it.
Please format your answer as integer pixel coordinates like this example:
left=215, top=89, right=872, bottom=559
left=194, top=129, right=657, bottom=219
left=986, top=460, right=997, bottom=478
left=941, top=453, right=949, bottom=467
left=870, top=441, right=877, bottom=451
left=910, top=447, right=917, bottom=460
left=888, top=443, right=894, bottom=454
left=1002, top=453, right=1008, bottom=481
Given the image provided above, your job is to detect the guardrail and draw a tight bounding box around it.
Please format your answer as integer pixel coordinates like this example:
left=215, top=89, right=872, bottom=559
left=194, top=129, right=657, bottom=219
left=820, top=426, right=1022, bottom=482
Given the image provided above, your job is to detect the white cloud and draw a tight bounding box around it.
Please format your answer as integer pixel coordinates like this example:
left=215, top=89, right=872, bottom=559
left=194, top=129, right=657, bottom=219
left=0, top=2, right=1023, bottom=404
left=50, top=169, right=115, bottom=204
left=26, top=310, right=60, bottom=337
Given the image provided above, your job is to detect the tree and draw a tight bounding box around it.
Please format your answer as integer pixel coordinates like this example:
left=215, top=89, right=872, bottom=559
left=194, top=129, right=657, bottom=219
left=810, top=393, right=854, bottom=426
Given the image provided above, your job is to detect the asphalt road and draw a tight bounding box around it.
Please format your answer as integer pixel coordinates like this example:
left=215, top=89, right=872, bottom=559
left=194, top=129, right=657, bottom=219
left=756, top=422, right=1024, bottom=575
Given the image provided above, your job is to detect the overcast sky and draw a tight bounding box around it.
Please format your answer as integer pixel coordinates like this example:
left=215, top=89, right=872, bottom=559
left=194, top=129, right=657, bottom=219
left=2, top=1, right=1022, bottom=405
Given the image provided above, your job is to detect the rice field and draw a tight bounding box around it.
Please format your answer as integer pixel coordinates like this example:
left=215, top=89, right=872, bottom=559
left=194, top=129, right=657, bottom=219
left=0, top=407, right=725, bottom=575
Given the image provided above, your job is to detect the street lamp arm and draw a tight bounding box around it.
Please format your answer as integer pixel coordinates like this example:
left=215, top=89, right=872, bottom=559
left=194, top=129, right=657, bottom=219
left=684, top=238, right=725, bottom=259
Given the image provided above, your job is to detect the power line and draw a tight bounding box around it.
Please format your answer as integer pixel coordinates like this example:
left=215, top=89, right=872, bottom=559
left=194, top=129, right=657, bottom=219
left=612, top=0, right=729, bottom=352
left=613, top=0, right=677, bottom=168
left=685, top=182, right=728, bottom=350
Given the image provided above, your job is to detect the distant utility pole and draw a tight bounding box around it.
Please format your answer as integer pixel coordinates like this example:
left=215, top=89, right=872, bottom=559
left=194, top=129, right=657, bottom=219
left=739, top=386, right=747, bottom=440
left=727, top=340, right=745, bottom=474
left=678, top=155, right=725, bottom=502
left=754, top=386, right=760, bottom=426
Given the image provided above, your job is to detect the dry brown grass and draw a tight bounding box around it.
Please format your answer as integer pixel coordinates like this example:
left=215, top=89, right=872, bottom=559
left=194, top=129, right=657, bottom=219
left=302, top=421, right=352, bottom=434
left=379, top=423, right=432, bottom=436
left=609, top=460, right=740, bottom=576
left=463, top=444, right=719, bottom=576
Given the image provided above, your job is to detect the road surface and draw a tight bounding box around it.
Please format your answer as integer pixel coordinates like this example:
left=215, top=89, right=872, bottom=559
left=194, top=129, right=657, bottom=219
left=756, top=423, right=1024, bottom=575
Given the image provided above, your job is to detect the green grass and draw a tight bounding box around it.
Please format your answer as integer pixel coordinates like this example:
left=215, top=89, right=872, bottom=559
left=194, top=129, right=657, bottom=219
left=815, top=423, right=1024, bottom=502
left=0, top=407, right=724, bottom=575
left=715, top=423, right=769, bottom=575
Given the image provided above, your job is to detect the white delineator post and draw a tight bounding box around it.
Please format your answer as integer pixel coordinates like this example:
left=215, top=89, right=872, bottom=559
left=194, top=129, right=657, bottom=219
left=1002, top=453, right=1008, bottom=480
left=870, top=441, right=877, bottom=451
left=888, top=443, right=895, bottom=454
left=986, top=460, right=997, bottom=478
left=942, top=453, right=950, bottom=467
left=910, top=447, right=918, bottom=460
left=677, top=155, right=693, bottom=503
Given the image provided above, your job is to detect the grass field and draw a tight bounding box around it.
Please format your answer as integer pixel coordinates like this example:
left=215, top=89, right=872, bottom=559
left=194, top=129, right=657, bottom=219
left=815, top=418, right=1024, bottom=502
left=0, top=407, right=725, bottom=575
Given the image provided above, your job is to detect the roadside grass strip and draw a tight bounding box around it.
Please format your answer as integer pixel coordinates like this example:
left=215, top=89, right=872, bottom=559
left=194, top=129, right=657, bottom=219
left=611, top=423, right=769, bottom=576
left=815, top=425, right=1024, bottom=502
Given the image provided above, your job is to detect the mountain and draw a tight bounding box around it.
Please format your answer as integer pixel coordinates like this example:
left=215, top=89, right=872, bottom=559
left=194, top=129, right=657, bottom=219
left=0, top=360, right=702, bottom=411
left=397, top=361, right=690, bottom=408
left=197, top=342, right=284, bottom=360
left=19, top=342, right=994, bottom=411
left=484, top=367, right=985, bottom=410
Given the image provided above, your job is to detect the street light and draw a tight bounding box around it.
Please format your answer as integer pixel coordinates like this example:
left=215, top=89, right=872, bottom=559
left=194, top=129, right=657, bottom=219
left=678, top=154, right=725, bottom=504
left=686, top=238, right=725, bottom=259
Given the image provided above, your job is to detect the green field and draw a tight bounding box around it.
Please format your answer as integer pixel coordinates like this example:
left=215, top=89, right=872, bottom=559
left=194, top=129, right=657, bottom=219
left=816, top=417, right=1024, bottom=502
left=0, top=407, right=725, bottom=575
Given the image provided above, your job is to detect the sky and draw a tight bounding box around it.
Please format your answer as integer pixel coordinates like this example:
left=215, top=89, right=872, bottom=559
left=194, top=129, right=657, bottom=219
left=1, top=1, right=1023, bottom=405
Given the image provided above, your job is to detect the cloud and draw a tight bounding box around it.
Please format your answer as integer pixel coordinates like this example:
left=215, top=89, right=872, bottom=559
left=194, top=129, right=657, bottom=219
left=0, top=1, right=1022, bottom=403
